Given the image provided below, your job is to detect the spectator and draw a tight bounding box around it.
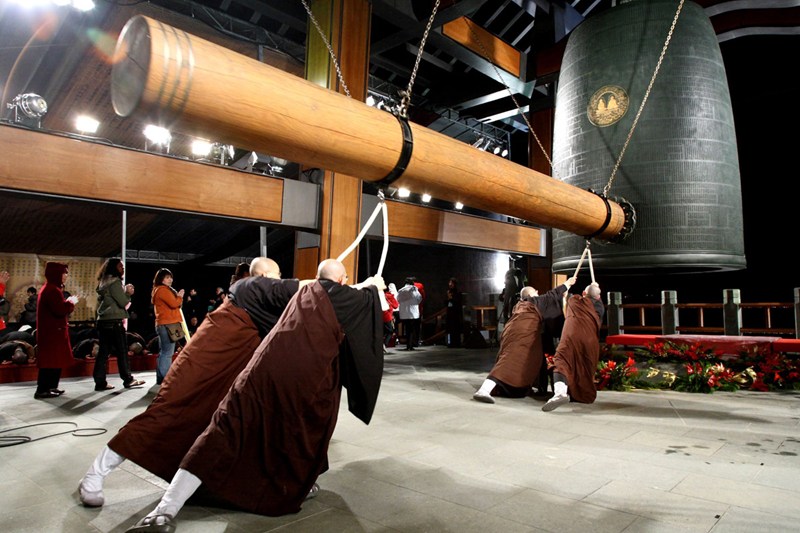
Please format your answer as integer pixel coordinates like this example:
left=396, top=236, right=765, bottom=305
left=34, top=262, right=78, bottom=399
left=0, top=270, right=9, bottom=340
left=446, top=277, right=463, bottom=348
left=396, top=277, right=422, bottom=351
left=20, top=286, right=37, bottom=328
left=94, top=257, right=145, bottom=391
left=151, top=268, right=185, bottom=385
left=383, top=282, right=399, bottom=350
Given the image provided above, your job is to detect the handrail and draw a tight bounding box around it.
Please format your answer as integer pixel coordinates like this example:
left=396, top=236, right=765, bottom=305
left=607, top=289, right=800, bottom=339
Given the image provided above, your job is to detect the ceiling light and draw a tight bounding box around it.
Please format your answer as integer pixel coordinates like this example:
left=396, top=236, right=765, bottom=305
left=366, top=95, right=375, bottom=106
left=421, top=193, right=431, bottom=203
left=75, top=115, right=99, bottom=134
left=398, top=187, right=411, bottom=198
left=455, top=202, right=464, bottom=210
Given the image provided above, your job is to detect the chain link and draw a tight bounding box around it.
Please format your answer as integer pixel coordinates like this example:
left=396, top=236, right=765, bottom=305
left=399, top=0, right=441, bottom=117
left=300, top=0, right=351, bottom=98
left=464, top=19, right=556, bottom=175
left=604, top=0, right=685, bottom=197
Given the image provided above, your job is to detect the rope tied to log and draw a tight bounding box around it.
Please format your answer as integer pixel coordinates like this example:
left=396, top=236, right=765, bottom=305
left=572, top=240, right=596, bottom=285
left=336, top=189, right=390, bottom=278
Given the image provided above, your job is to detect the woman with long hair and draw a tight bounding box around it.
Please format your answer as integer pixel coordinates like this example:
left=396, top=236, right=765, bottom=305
left=94, top=257, right=144, bottom=391
left=151, top=268, right=185, bottom=384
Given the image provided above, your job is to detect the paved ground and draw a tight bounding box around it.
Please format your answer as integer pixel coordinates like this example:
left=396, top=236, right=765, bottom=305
left=0, top=345, right=798, bottom=532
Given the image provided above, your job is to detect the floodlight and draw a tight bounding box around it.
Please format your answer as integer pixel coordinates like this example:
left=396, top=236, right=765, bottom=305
left=75, top=115, right=99, bottom=134
left=7, top=93, right=47, bottom=127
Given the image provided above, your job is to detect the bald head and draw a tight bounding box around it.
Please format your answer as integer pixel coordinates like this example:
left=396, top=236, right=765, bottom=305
left=250, top=257, right=281, bottom=279
left=520, top=286, right=538, bottom=301
left=584, top=283, right=601, bottom=300
left=317, top=259, right=348, bottom=284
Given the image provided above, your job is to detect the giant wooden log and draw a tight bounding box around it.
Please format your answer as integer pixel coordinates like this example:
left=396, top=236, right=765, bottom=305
left=111, top=15, right=632, bottom=241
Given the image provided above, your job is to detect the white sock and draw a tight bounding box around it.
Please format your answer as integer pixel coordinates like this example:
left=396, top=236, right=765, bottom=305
left=554, top=381, right=568, bottom=397
left=149, top=468, right=202, bottom=519
left=83, top=446, right=125, bottom=492
left=477, top=379, right=496, bottom=395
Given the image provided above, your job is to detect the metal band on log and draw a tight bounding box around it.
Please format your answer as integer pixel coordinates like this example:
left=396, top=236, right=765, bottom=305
left=111, top=15, right=631, bottom=241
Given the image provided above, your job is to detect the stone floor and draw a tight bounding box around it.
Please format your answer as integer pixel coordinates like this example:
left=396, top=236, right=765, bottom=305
left=0, top=345, right=798, bottom=532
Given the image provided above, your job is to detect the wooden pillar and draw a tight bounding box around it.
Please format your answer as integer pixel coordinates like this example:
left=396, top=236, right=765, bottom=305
left=529, top=107, right=555, bottom=288
left=607, top=291, right=623, bottom=336
left=723, top=289, right=742, bottom=336
left=661, top=290, right=678, bottom=335
left=298, top=0, right=371, bottom=280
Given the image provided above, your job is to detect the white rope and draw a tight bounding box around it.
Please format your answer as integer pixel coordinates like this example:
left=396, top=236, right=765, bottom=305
left=572, top=242, right=596, bottom=284
left=336, top=194, right=389, bottom=278
left=572, top=246, right=588, bottom=278
left=377, top=197, right=389, bottom=277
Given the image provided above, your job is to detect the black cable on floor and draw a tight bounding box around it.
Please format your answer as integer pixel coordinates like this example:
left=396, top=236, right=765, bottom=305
left=0, top=422, right=107, bottom=447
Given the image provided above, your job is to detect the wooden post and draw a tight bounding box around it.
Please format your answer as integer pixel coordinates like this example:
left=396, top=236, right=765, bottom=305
left=661, top=290, right=678, bottom=335
left=607, top=291, right=623, bottom=336
left=723, top=289, right=742, bottom=336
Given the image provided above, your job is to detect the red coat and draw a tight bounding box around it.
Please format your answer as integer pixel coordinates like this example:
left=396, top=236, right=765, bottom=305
left=36, top=262, right=75, bottom=369
left=383, top=291, right=398, bottom=323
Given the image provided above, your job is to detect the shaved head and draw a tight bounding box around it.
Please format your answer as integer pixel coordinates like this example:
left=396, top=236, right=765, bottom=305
left=317, top=259, right=348, bottom=284
left=584, top=283, right=601, bottom=300
left=520, top=286, right=537, bottom=300
left=250, top=257, right=280, bottom=278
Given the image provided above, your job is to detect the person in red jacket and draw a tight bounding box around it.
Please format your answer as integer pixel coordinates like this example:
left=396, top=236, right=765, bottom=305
left=383, top=283, right=399, bottom=349
left=0, top=270, right=10, bottom=340
left=34, top=262, right=79, bottom=399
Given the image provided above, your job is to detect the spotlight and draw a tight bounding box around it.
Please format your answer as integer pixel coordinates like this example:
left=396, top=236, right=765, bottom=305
left=143, top=124, right=171, bottom=153
left=421, top=193, right=431, bottom=203
left=471, top=136, right=484, bottom=148
left=191, top=139, right=213, bottom=157
left=501, top=148, right=509, bottom=157
left=7, top=93, right=47, bottom=127
left=71, top=0, right=95, bottom=11
left=454, top=202, right=464, bottom=210
left=366, top=95, right=375, bottom=106
left=397, top=187, right=411, bottom=198
left=75, top=115, right=99, bottom=134
left=493, top=145, right=501, bottom=155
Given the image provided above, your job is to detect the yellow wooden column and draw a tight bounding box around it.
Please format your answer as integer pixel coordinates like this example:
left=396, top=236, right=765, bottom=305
left=297, top=0, right=371, bottom=281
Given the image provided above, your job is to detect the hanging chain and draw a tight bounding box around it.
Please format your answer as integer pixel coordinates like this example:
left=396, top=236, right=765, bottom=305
left=398, top=0, right=441, bottom=118
left=464, top=19, right=555, bottom=174
left=299, top=0, right=351, bottom=98
left=604, top=0, right=685, bottom=197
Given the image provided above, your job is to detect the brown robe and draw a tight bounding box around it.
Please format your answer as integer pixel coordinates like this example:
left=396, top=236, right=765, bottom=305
left=181, top=280, right=383, bottom=517
left=488, top=284, right=568, bottom=394
left=108, top=300, right=262, bottom=481
left=552, top=294, right=604, bottom=404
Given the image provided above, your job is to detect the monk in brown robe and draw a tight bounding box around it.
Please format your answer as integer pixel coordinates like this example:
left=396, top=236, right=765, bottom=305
left=542, top=282, right=605, bottom=412
left=79, top=257, right=308, bottom=508
left=125, top=259, right=384, bottom=532
left=472, top=276, right=576, bottom=403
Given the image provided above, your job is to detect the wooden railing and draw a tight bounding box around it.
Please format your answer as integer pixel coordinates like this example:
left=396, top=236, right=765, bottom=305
left=606, top=288, right=800, bottom=339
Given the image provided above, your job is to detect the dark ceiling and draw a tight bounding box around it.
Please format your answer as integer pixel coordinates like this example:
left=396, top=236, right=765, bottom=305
left=1, top=0, right=798, bottom=263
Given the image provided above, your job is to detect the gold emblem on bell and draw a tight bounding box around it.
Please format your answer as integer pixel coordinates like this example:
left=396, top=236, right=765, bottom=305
left=587, top=85, right=629, bottom=127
